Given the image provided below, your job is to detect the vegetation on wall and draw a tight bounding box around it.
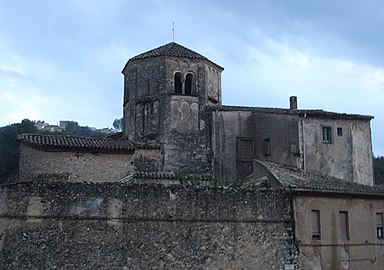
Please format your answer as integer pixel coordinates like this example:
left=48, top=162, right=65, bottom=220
left=0, top=119, right=116, bottom=183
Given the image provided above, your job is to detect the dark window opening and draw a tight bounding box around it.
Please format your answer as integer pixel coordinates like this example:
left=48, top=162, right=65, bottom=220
left=339, top=211, right=350, bottom=240
left=377, top=213, right=384, bottom=239
left=323, top=126, right=332, bottom=144
left=236, top=137, right=255, bottom=178
left=337, top=127, right=343, bottom=136
left=311, top=210, right=321, bottom=240
left=174, top=72, right=182, bottom=94
left=263, top=138, right=271, bottom=156
left=185, top=73, right=193, bottom=95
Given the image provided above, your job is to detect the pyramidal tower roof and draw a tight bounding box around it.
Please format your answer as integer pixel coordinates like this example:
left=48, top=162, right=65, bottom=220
left=130, top=42, right=208, bottom=61
left=127, top=42, right=223, bottom=70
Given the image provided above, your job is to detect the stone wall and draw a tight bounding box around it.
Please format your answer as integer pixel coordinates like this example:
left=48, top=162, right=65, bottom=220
left=19, top=145, right=134, bottom=182
left=0, top=182, right=297, bottom=269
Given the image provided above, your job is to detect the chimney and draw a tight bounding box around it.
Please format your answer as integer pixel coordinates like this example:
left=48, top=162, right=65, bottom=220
left=290, top=96, right=297, bottom=110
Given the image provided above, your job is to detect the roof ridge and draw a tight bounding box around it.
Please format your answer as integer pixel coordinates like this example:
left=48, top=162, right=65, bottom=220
left=18, top=133, right=135, bottom=153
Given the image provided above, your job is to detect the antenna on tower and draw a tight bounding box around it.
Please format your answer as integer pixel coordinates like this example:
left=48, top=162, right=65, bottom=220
left=172, top=22, right=175, bottom=42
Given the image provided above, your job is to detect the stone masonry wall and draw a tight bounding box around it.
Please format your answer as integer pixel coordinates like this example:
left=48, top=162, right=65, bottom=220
left=0, top=182, right=297, bottom=269
left=19, top=145, right=134, bottom=182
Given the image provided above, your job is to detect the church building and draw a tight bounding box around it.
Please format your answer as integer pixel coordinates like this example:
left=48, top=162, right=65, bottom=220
left=19, top=42, right=374, bottom=186
left=11, top=42, right=384, bottom=269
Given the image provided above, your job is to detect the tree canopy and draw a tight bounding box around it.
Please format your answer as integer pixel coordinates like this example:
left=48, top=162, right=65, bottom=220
left=0, top=119, right=38, bottom=182
left=112, top=118, right=123, bottom=132
left=374, top=156, right=384, bottom=185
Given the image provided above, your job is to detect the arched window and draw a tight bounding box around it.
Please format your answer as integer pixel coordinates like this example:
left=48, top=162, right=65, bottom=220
left=174, top=72, right=182, bottom=94
left=185, top=73, right=193, bottom=95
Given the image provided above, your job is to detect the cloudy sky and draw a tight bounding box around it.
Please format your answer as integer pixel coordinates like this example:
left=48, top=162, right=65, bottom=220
left=0, top=0, right=383, bottom=156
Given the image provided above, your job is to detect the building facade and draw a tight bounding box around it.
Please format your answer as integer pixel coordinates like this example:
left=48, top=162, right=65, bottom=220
left=13, top=42, right=381, bottom=269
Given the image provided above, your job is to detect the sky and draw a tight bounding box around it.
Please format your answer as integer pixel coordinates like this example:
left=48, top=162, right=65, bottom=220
left=0, top=0, right=383, bottom=156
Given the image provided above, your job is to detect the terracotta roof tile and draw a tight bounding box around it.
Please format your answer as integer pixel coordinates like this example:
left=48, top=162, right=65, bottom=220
left=216, top=106, right=372, bottom=120
left=18, top=134, right=135, bottom=153
left=255, top=160, right=384, bottom=196
left=127, top=42, right=224, bottom=70
left=131, top=42, right=207, bottom=60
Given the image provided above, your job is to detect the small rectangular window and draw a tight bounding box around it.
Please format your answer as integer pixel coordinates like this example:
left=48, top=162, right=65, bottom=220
left=311, top=210, right=321, bottom=240
left=377, top=213, right=384, bottom=239
left=339, top=211, right=350, bottom=240
left=263, top=138, right=271, bottom=156
left=337, top=127, right=343, bottom=136
left=323, top=127, right=332, bottom=143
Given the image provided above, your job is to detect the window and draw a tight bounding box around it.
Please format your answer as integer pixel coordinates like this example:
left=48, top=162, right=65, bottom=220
left=263, top=138, right=271, bottom=156
left=337, top=127, right=343, bottom=136
left=174, top=72, right=195, bottom=96
left=311, top=210, right=321, bottom=240
left=339, top=211, right=350, bottom=240
left=185, top=73, right=193, bottom=95
left=322, top=126, right=332, bottom=143
left=377, top=213, right=384, bottom=239
left=236, top=137, right=255, bottom=178
left=174, top=72, right=182, bottom=94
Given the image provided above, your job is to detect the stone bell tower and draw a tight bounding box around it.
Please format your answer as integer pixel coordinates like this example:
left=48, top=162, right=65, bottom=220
left=122, top=42, right=224, bottom=172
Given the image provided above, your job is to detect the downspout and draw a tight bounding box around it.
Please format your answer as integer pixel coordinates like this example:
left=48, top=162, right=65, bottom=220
left=288, top=189, right=298, bottom=266
left=301, top=113, right=307, bottom=171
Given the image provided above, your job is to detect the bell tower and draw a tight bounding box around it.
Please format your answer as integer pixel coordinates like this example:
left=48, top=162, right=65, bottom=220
left=122, top=42, right=224, bottom=172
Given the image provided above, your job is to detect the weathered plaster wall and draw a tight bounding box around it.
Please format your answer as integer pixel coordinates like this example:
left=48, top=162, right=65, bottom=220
left=302, top=117, right=373, bottom=185
left=294, top=195, right=384, bottom=270
left=248, top=112, right=300, bottom=166
left=0, top=182, right=297, bottom=269
left=19, top=145, right=134, bottom=182
left=211, top=110, right=300, bottom=180
left=351, top=120, right=374, bottom=186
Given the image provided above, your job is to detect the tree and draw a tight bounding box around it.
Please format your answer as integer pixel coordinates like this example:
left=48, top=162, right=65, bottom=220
left=113, top=118, right=123, bottom=132
left=374, top=156, right=384, bottom=185
left=65, top=121, right=80, bottom=134
left=0, top=119, right=38, bottom=183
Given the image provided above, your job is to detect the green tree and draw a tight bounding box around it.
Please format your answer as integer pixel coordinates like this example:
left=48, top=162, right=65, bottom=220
left=374, top=156, right=384, bottom=185
left=0, top=119, right=37, bottom=183
left=112, top=118, right=123, bottom=132
left=65, top=121, right=80, bottom=134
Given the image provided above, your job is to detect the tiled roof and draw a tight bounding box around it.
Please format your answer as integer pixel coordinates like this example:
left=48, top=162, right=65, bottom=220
left=215, top=106, right=372, bottom=120
left=218, top=105, right=294, bottom=114
left=128, top=42, right=223, bottom=70
left=255, top=160, right=384, bottom=196
left=298, top=109, right=373, bottom=120
left=18, top=134, right=135, bottom=153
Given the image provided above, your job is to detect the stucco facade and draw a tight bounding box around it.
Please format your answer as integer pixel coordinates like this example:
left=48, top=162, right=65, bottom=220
left=301, top=114, right=374, bottom=185
left=294, top=195, right=384, bottom=270
left=251, top=159, right=384, bottom=270
left=211, top=108, right=301, bottom=180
